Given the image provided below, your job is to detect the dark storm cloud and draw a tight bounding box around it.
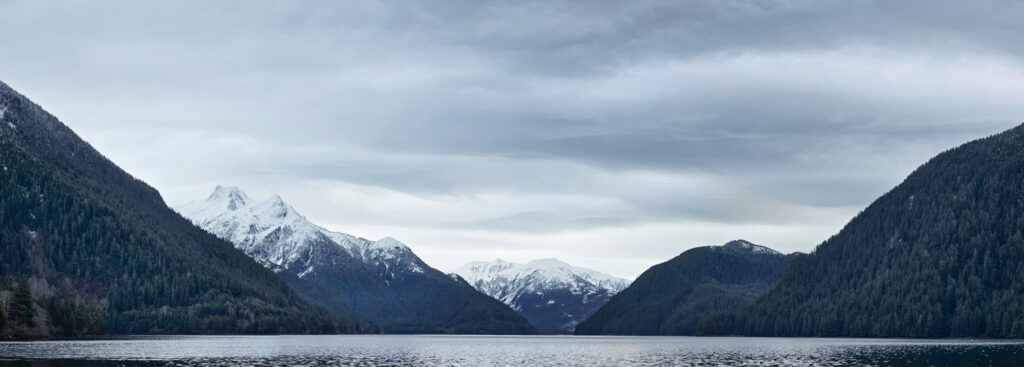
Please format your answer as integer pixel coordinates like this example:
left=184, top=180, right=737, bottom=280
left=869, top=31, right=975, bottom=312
left=2, top=0, right=1024, bottom=275
left=367, top=0, right=1024, bottom=74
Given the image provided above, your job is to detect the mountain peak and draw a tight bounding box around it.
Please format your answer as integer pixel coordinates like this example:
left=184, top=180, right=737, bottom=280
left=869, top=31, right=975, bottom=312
left=526, top=258, right=569, bottom=268
left=451, top=258, right=631, bottom=334
left=720, top=239, right=782, bottom=255
left=209, top=184, right=242, bottom=197
left=373, top=236, right=409, bottom=251
left=452, top=258, right=630, bottom=294
left=207, top=185, right=253, bottom=211
left=723, top=239, right=755, bottom=249
left=251, top=194, right=302, bottom=221
left=178, top=190, right=424, bottom=274
left=576, top=238, right=795, bottom=336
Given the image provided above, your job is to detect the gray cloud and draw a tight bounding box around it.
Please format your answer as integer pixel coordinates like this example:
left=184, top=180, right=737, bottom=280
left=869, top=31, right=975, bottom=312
left=1, top=0, right=1023, bottom=277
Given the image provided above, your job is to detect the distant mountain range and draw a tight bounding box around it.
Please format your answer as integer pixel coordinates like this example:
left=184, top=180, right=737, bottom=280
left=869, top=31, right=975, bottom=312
left=177, top=187, right=536, bottom=334
left=0, top=81, right=346, bottom=340
left=451, top=259, right=630, bottom=334
left=575, top=240, right=795, bottom=335
left=698, top=124, right=1024, bottom=338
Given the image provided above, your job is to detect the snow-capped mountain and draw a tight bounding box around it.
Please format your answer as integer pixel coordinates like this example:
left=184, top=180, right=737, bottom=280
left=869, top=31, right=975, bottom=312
left=177, top=186, right=424, bottom=280
left=176, top=186, right=536, bottom=334
left=451, top=258, right=630, bottom=334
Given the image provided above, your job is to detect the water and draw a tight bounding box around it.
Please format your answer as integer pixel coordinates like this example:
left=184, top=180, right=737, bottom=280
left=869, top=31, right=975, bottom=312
left=1, top=335, right=1022, bottom=366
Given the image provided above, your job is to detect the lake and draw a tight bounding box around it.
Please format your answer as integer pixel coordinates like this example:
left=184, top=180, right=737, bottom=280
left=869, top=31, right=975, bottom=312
left=1, top=335, right=1022, bottom=366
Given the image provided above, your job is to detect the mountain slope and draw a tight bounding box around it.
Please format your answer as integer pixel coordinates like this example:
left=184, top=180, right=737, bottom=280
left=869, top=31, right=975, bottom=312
left=574, top=240, right=795, bottom=335
left=698, top=124, right=1024, bottom=338
left=451, top=258, right=630, bottom=334
left=0, top=81, right=347, bottom=339
left=177, top=188, right=536, bottom=334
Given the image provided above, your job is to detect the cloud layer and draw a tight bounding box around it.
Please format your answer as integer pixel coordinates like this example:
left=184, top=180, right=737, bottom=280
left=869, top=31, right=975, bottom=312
left=3, top=0, right=1023, bottom=277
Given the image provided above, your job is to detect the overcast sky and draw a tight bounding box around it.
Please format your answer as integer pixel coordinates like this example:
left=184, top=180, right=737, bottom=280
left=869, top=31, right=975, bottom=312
left=3, top=0, right=1024, bottom=278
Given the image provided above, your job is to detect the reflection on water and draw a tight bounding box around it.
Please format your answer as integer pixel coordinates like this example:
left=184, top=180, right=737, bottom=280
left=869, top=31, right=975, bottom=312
left=1, top=335, right=1022, bottom=366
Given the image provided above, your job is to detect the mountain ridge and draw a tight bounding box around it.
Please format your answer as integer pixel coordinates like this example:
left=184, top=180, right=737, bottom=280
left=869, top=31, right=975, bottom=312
left=177, top=187, right=537, bottom=334
left=575, top=239, right=796, bottom=336
left=451, top=258, right=630, bottom=334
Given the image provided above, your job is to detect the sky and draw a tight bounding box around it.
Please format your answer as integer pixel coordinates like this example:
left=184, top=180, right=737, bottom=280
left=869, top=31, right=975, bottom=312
left=2, top=0, right=1024, bottom=279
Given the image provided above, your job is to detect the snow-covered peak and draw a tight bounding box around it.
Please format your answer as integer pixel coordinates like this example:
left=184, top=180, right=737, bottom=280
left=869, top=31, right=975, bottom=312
left=207, top=185, right=248, bottom=200
left=373, top=237, right=409, bottom=251
left=451, top=258, right=631, bottom=332
left=176, top=186, right=428, bottom=277
left=185, top=186, right=302, bottom=224
left=205, top=185, right=253, bottom=211
left=525, top=258, right=570, bottom=268
left=451, top=258, right=630, bottom=302
left=249, top=193, right=303, bottom=220
left=720, top=239, right=782, bottom=256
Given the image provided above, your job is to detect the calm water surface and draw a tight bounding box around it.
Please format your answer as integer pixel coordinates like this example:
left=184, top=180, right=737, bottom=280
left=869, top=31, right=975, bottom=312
left=1, top=335, right=1022, bottom=366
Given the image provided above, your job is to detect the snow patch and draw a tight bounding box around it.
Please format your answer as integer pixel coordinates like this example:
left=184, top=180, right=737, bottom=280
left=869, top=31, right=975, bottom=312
left=721, top=239, right=781, bottom=255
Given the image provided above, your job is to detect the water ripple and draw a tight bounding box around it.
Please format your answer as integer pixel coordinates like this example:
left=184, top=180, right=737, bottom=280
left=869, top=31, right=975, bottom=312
left=1, top=335, right=1022, bottom=367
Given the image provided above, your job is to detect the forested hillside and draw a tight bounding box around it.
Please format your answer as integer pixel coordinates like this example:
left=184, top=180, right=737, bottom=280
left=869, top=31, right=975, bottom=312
left=575, top=240, right=794, bottom=335
left=0, top=81, right=356, bottom=339
left=698, top=124, right=1024, bottom=338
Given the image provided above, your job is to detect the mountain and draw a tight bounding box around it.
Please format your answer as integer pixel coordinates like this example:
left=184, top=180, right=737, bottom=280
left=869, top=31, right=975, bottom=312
left=574, top=240, right=795, bottom=335
left=0, top=81, right=347, bottom=340
left=176, top=188, right=537, bottom=334
left=450, top=258, right=630, bottom=334
left=698, top=124, right=1024, bottom=338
